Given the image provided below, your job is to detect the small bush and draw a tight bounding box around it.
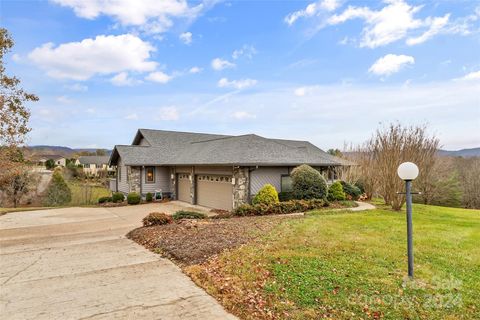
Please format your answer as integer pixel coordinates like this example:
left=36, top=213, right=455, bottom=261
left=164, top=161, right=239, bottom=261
left=172, top=210, right=207, bottom=220
left=341, top=181, right=362, bottom=200
left=278, top=191, right=294, bottom=202
left=328, top=181, right=346, bottom=201
left=44, top=170, right=72, bottom=206
left=233, top=199, right=328, bottom=216
left=252, top=184, right=279, bottom=205
left=354, top=180, right=365, bottom=194
left=127, top=192, right=141, bottom=205
left=146, top=192, right=153, bottom=202
left=98, top=196, right=112, bottom=204
left=112, top=192, right=124, bottom=203
left=290, top=164, right=328, bottom=200
left=143, top=212, right=173, bottom=226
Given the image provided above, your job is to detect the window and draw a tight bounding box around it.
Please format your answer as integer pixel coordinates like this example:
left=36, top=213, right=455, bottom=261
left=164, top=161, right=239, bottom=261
left=281, top=175, right=293, bottom=192
left=145, top=167, right=155, bottom=183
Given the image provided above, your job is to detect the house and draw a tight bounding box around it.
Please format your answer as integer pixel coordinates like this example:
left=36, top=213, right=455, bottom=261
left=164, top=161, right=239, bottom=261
left=109, top=129, right=349, bottom=211
left=34, top=154, right=66, bottom=167
left=78, top=156, right=114, bottom=176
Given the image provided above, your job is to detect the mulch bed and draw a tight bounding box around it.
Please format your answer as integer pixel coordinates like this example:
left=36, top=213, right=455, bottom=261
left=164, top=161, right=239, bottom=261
left=127, top=215, right=300, bottom=266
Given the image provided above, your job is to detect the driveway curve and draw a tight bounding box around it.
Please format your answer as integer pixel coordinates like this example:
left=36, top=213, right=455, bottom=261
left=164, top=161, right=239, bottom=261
left=0, top=203, right=236, bottom=320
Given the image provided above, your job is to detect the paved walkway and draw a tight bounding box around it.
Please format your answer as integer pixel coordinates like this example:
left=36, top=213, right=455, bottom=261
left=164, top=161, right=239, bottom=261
left=351, top=201, right=376, bottom=211
left=0, top=203, right=236, bottom=320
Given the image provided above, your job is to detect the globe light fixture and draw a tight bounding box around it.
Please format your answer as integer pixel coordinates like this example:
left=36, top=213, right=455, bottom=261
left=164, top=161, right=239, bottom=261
left=397, top=161, right=419, bottom=279
left=397, top=162, right=419, bottom=181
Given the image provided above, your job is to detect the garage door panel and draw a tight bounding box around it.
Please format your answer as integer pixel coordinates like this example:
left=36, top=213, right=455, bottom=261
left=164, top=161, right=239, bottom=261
left=177, top=174, right=191, bottom=203
left=196, top=175, right=233, bottom=211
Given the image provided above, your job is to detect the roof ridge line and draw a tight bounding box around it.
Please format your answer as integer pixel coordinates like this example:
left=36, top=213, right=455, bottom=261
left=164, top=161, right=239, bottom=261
left=190, top=133, right=258, bottom=144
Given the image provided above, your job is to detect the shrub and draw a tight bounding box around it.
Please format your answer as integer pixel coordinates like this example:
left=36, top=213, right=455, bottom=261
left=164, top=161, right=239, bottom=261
left=143, top=212, right=173, bottom=226
left=278, top=191, right=294, bottom=202
left=341, top=181, right=362, bottom=200
left=290, top=164, right=328, bottom=200
left=172, top=210, right=207, bottom=220
left=146, top=192, right=153, bottom=202
left=328, top=181, right=346, bottom=201
left=252, top=184, right=279, bottom=205
left=98, top=196, right=112, bottom=204
left=112, top=192, right=124, bottom=203
left=354, top=180, right=365, bottom=194
left=233, top=199, right=328, bottom=216
left=44, top=170, right=72, bottom=206
left=127, top=192, right=141, bottom=205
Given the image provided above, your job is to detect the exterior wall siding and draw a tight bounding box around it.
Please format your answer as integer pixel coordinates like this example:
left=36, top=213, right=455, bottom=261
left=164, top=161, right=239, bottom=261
left=117, top=158, right=129, bottom=193
left=141, top=166, right=171, bottom=194
left=250, top=167, right=289, bottom=195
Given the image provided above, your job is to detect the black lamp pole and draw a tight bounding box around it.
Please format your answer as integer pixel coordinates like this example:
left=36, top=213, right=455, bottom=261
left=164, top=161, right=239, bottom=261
left=405, top=179, right=414, bottom=279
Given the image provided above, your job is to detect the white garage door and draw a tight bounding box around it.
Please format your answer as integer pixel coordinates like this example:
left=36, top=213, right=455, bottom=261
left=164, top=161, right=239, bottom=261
left=177, top=174, right=191, bottom=203
left=196, top=175, right=233, bottom=211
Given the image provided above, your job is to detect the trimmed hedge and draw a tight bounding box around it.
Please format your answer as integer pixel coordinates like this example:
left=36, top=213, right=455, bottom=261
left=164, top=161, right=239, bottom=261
left=341, top=181, right=362, bottom=200
left=146, top=192, right=153, bottom=202
left=291, top=164, right=328, bottom=200
left=278, top=191, right=294, bottom=202
left=172, top=210, right=207, bottom=220
left=112, top=192, right=124, bottom=203
left=328, top=181, right=346, bottom=201
left=252, top=184, right=279, bottom=205
left=233, top=199, right=328, bottom=216
left=98, top=196, right=112, bottom=204
left=127, top=192, right=141, bottom=205
left=143, top=212, right=173, bottom=226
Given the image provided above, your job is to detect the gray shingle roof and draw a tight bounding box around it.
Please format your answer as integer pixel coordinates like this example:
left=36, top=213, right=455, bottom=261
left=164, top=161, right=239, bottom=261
left=110, top=129, right=350, bottom=167
left=78, top=156, right=110, bottom=165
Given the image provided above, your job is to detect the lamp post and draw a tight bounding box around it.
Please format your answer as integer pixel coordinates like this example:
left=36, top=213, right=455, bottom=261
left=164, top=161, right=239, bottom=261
left=397, top=162, right=419, bottom=279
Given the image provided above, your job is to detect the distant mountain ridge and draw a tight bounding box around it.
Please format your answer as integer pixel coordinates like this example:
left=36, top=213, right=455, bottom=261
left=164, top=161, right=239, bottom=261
left=437, top=148, right=480, bottom=158
left=26, top=145, right=112, bottom=157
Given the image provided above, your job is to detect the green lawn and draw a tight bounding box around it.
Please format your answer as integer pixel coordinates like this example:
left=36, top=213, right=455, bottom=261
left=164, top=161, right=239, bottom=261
left=67, top=181, right=111, bottom=206
left=187, top=204, right=480, bottom=319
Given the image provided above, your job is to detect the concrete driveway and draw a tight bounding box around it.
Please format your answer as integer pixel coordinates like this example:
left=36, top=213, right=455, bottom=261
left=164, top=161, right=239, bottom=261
left=0, top=203, right=236, bottom=320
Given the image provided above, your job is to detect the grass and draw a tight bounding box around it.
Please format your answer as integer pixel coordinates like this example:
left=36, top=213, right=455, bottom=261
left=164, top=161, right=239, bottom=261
left=0, top=207, right=50, bottom=216
left=67, top=181, right=111, bottom=206
left=187, top=203, right=480, bottom=319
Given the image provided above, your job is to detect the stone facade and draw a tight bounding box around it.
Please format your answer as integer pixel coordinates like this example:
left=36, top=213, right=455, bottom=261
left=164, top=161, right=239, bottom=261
left=127, top=166, right=141, bottom=193
left=170, top=167, right=176, bottom=199
left=233, top=167, right=249, bottom=209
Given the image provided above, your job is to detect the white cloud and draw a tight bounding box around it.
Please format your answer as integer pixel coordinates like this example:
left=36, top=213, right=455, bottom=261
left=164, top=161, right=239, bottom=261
left=145, top=71, right=173, bottom=84
left=211, top=58, right=235, bottom=71
left=11, top=53, right=21, bottom=62
left=124, top=113, right=139, bottom=120
left=64, top=83, right=88, bottom=92
left=110, top=72, right=137, bottom=86
left=28, top=34, right=157, bottom=80
left=232, top=111, right=256, bottom=120
left=285, top=0, right=340, bottom=25
left=368, top=54, right=415, bottom=76
left=51, top=0, right=207, bottom=34
left=232, top=45, right=257, bottom=59
left=327, top=1, right=477, bottom=48
left=294, top=86, right=319, bottom=96
left=218, top=78, right=257, bottom=89
left=56, top=95, right=73, bottom=104
left=155, top=106, right=179, bottom=120
left=86, top=108, right=96, bottom=114
left=179, top=32, right=192, bottom=44
left=189, top=66, right=202, bottom=74
left=406, top=14, right=450, bottom=45
left=456, top=70, right=480, bottom=81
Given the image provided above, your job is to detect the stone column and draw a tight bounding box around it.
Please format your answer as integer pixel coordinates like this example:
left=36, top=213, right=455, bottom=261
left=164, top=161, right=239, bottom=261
left=128, top=166, right=141, bottom=193
left=233, top=167, right=249, bottom=209
left=170, top=167, right=176, bottom=199
left=190, top=166, right=195, bottom=204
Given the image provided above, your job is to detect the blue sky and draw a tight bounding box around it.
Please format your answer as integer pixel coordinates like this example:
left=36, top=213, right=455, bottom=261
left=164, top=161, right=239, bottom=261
left=2, top=0, right=479, bottom=150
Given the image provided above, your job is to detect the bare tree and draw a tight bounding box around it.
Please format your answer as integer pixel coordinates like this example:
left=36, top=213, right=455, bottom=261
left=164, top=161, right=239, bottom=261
left=352, top=123, right=439, bottom=210
left=456, top=157, right=480, bottom=209
left=0, top=28, right=38, bottom=204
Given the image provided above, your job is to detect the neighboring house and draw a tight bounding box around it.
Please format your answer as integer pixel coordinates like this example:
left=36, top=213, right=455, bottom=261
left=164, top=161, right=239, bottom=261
left=109, top=129, right=349, bottom=211
left=78, top=156, right=114, bottom=176
left=34, top=154, right=66, bottom=167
